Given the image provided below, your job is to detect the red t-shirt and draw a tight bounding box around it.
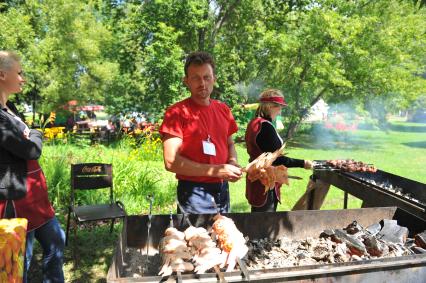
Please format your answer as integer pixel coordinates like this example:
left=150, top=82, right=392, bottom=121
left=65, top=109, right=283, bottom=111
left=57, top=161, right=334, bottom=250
left=160, top=98, right=238, bottom=183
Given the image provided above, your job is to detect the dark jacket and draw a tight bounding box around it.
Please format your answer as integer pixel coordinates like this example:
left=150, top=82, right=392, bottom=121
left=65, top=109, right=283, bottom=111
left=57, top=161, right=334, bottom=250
left=0, top=102, right=43, bottom=199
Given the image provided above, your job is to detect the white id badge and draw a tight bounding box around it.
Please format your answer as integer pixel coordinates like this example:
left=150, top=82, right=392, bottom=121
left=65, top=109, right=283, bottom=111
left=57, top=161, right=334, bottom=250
left=202, top=140, right=216, bottom=156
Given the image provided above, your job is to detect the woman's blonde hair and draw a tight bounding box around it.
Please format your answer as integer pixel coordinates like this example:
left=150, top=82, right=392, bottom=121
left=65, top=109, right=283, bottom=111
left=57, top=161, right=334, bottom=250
left=255, top=88, right=285, bottom=118
left=0, top=51, right=21, bottom=71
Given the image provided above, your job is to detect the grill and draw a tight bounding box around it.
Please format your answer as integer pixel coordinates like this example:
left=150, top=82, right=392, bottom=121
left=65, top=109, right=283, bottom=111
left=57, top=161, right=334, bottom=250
left=107, top=207, right=426, bottom=282
left=312, top=162, right=426, bottom=219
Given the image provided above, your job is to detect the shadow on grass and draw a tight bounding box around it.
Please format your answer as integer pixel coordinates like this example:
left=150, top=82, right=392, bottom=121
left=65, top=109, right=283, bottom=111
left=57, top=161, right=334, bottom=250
left=28, top=221, right=121, bottom=283
left=388, top=123, right=426, bottom=133
left=402, top=141, right=426, bottom=149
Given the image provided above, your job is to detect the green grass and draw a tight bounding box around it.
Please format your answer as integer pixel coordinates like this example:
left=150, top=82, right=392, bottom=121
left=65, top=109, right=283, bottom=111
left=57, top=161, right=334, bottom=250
left=233, top=120, right=426, bottom=212
left=27, top=120, right=426, bottom=282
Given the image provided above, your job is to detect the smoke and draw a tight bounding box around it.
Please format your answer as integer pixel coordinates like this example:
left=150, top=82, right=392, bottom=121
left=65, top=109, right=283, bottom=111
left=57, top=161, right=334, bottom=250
left=309, top=99, right=374, bottom=150
left=235, top=81, right=265, bottom=103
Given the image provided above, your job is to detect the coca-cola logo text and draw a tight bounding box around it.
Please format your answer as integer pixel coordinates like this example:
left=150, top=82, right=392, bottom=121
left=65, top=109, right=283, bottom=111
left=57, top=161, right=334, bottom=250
left=81, top=166, right=102, bottom=173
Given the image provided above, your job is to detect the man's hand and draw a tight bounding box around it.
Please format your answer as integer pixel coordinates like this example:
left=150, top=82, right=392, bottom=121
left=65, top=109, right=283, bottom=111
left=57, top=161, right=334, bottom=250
left=217, top=164, right=242, bottom=182
left=227, top=158, right=241, bottom=168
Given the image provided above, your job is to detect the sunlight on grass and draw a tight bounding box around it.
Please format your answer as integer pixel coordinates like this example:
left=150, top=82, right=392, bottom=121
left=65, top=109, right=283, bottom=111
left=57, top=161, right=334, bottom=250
left=28, top=120, right=425, bottom=281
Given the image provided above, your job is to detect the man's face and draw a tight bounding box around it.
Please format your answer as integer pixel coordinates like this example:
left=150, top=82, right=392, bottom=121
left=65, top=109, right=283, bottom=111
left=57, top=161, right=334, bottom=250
left=184, top=63, right=216, bottom=100
left=0, top=61, right=25, bottom=94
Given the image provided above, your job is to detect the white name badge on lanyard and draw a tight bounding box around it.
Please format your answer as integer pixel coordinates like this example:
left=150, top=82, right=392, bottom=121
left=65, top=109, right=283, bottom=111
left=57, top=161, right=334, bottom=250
left=202, top=139, right=216, bottom=156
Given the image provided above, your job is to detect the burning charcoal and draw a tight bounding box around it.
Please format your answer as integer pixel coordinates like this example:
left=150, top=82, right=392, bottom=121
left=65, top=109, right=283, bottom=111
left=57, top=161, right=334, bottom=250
left=279, top=238, right=299, bottom=253
left=377, top=220, right=408, bottom=244
left=311, top=245, right=330, bottom=261
left=366, top=223, right=382, bottom=236
left=345, top=221, right=363, bottom=235
left=296, top=252, right=309, bottom=260
left=387, top=243, right=409, bottom=257
left=320, top=229, right=335, bottom=238
left=332, top=229, right=367, bottom=256
left=411, top=246, right=426, bottom=254
left=363, top=235, right=388, bottom=257
left=414, top=231, right=426, bottom=249
left=264, top=241, right=273, bottom=252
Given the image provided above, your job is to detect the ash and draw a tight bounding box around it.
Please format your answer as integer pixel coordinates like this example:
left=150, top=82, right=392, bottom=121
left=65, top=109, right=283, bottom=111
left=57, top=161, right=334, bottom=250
left=359, top=177, right=425, bottom=206
left=246, top=236, right=367, bottom=269
left=121, top=247, right=162, bottom=277
left=245, top=220, right=424, bottom=270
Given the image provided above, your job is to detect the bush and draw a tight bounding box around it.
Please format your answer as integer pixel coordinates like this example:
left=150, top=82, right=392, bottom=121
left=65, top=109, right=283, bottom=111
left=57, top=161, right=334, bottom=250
left=39, top=134, right=176, bottom=215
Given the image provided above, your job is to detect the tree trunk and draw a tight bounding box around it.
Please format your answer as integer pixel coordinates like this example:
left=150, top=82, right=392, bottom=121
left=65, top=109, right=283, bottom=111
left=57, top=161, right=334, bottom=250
left=285, top=119, right=299, bottom=140
left=208, top=0, right=241, bottom=50
left=285, top=88, right=327, bottom=140
left=198, top=28, right=205, bottom=51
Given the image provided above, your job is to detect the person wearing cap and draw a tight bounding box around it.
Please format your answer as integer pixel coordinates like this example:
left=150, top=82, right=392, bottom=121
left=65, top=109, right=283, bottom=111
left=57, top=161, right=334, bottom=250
left=245, top=88, right=313, bottom=212
left=160, top=51, right=242, bottom=214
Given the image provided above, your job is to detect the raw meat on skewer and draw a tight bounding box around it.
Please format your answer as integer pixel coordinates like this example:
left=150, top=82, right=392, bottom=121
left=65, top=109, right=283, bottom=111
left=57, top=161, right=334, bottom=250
left=244, top=144, right=290, bottom=193
left=158, top=227, right=194, bottom=276
left=211, top=214, right=249, bottom=272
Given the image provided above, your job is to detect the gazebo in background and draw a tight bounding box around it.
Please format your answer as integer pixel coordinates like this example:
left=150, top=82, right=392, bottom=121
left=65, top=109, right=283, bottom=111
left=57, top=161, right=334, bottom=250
left=63, top=100, right=104, bottom=112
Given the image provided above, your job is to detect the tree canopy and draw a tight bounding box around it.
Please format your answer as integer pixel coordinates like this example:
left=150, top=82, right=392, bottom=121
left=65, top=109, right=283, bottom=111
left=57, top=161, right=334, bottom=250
left=1, top=0, right=425, bottom=138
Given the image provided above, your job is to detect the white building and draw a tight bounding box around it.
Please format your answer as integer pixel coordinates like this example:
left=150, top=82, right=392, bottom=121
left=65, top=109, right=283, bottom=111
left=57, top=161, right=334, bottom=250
left=305, top=99, right=329, bottom=122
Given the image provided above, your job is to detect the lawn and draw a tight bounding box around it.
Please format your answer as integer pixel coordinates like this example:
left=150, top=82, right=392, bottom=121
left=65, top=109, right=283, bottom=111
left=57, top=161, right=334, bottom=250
left=28, top=120, right=426, bottom=282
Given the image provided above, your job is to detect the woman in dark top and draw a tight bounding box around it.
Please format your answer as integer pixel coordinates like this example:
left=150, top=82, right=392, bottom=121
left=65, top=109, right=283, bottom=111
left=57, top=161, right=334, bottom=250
left=0, top=50, right=65, bottom=282
left=245, top=88, right=312, bottom=212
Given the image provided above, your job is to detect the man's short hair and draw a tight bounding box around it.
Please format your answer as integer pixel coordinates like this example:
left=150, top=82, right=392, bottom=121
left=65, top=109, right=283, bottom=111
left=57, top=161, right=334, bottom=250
left=184, top=51, right=215, bottom=76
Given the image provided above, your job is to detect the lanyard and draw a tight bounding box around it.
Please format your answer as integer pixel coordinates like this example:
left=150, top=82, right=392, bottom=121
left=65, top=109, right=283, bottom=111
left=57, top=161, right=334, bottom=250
left=192, top=102, right=213, bottom=142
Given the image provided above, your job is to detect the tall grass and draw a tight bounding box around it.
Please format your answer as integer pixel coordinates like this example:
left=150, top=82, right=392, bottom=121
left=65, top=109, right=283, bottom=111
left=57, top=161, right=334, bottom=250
left=40, top=135, right=178, bottom=215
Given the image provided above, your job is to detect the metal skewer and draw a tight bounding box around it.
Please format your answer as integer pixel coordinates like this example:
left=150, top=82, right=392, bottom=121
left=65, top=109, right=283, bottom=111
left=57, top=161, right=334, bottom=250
left=169, top=209, right=174, bottom=228
left=176, top=198, right=194, bottom=227
left=145, top=194, right=154, bottom=273
left=210, top=197, right=249, bottom=281
left=177, top=198, right=226, bottom=282
left=211, top=196, right=220, bottom=215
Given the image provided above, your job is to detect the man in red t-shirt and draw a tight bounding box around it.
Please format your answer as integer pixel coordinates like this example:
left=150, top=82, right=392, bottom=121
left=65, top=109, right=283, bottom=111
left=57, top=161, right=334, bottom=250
left=159, top=51, right=242, bottom=214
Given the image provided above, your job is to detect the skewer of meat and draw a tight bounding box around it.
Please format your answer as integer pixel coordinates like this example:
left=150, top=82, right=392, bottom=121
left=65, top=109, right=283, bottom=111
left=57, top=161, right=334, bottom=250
left=184, top=226, right=227, bottom=275
left=176, top=199, right=227, bottom=280
left=158, top=227, right=194, bottom=276
left=326, top=159, right=377, bottom=173
left=244, top=144, right=292, bottom=193
left=211, top=214, right=249, bottom=272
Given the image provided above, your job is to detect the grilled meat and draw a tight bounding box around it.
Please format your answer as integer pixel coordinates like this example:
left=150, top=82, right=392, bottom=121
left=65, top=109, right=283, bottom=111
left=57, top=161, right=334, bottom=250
left=212, top=214, right=249, bottom=272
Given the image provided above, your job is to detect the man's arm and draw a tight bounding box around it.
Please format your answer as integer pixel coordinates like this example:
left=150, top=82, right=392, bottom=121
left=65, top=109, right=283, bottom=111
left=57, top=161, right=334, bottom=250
left=226, top=136, right=239, bottom=166
left=226, top=136, right=241, bottom=182
left=162, top=134, right=242, bottom=181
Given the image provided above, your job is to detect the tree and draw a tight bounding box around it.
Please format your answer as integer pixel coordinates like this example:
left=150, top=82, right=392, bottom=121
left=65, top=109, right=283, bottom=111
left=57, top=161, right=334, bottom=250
left=257, top=0, right=426, bottom=138
left=2, top=0, right=425, bottom=136
left=1, top=0, right=119, bottom=113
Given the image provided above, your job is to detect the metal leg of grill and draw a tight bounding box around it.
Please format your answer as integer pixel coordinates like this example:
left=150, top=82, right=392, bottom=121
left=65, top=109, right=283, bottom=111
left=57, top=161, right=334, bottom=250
left=344, top=192, right=348, bottom=209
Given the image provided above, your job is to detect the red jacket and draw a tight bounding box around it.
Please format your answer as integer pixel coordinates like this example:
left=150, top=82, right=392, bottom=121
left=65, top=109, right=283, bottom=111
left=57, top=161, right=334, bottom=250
left=245, top=117, right=282, bottom=207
